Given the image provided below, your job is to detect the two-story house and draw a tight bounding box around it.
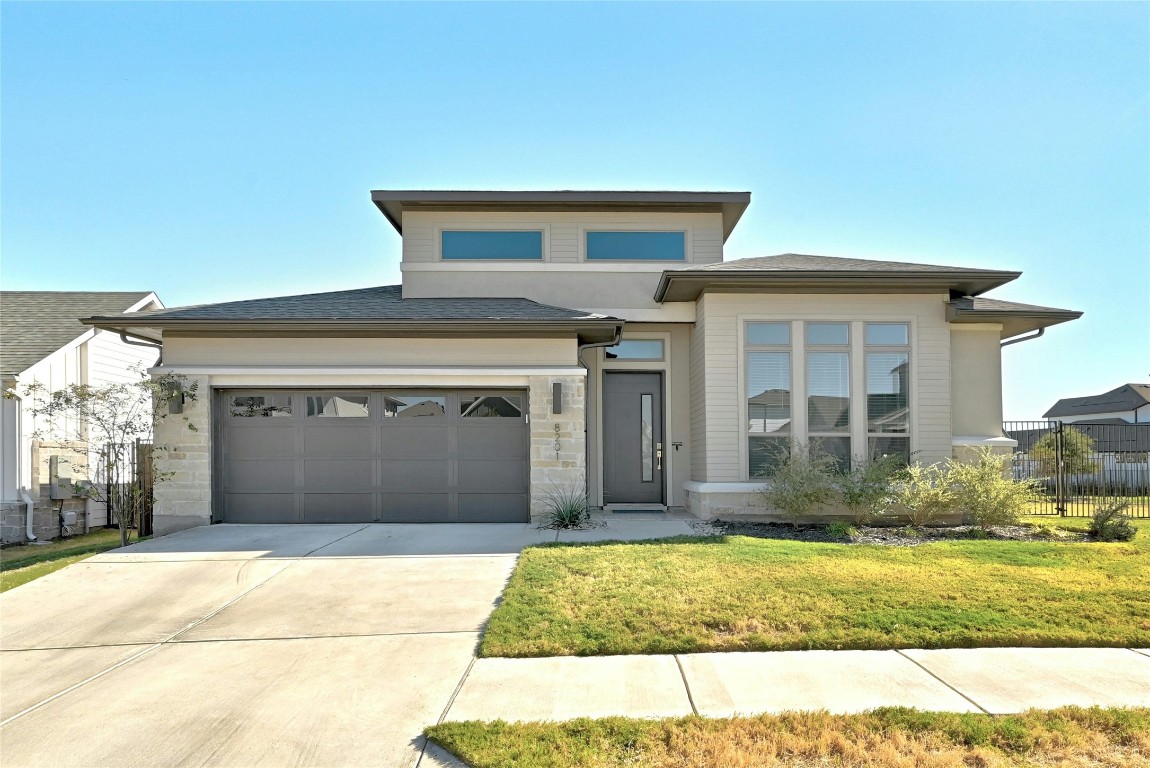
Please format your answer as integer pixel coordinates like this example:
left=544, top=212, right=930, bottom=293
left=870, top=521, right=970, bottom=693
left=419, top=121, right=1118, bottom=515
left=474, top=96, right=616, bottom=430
left=84, top=190, right=1081, bottom=536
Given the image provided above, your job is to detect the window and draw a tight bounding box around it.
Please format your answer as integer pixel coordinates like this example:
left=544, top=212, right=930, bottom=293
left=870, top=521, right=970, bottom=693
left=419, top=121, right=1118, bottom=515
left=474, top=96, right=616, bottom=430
left=604, top=339, right=664, bottom=360
left=745, top=321, right=912, bottom=477
left=382, top=395, right=446, bottom=418
left=746, top=323, right=791, bottom=476
left=307, top=395, right=369, bottom=418
left=586, top=231, right=685, bottom=261
left=230, top=395, right=293, bottom=418
left=866, top=322, right=910, bottom=464
left=461, top=395, right=523, bottom=418
left=441, top=231, right=543, bottom=260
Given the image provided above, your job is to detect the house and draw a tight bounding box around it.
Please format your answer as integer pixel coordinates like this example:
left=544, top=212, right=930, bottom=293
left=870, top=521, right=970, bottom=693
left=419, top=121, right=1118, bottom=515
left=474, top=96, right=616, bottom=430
left=1, top=291, right=163, bottom=543
left=1043, top=383, right=1150, bottom=424
left=81, top=190, right=1082, bottom=535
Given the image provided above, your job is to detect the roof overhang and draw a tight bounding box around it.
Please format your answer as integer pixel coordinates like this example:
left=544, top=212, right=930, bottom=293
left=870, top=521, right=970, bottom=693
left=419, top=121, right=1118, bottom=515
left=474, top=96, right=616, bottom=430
left=947, top=304, right=1082, bottom=340
left=654, top=269, right=1021, bottom=302
left=82, top=317, right=624, bottom=345
left=371, top=190, right=752, bottom=242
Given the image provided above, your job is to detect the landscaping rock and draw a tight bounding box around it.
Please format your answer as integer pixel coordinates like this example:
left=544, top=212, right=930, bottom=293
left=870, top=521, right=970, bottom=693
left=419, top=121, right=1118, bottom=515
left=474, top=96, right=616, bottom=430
left=689, top=520, right=1090, bottom=546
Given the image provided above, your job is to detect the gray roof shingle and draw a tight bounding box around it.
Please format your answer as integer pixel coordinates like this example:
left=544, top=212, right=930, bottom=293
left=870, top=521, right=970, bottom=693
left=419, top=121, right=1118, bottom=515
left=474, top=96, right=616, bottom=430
left=948, top=296, right=1079, bottom=314
left=1044, top=384, right=1150, bottom=419
left=2, top=291, right=154, bottom=376
left=85, top=285, right=616, bottom=324
left=679, top=253, right=1007, bottom=273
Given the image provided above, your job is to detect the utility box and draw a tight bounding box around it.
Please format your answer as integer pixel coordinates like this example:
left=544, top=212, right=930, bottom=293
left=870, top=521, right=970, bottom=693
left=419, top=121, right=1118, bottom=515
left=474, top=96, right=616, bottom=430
left=48, top=456, right=74, bottom=500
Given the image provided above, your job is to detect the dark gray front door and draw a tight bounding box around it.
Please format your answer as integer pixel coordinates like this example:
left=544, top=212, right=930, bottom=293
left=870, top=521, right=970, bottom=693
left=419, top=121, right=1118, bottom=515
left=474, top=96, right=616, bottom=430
left=215, top=389, right=529, bottom=523
left=602, top=372, right=664, bottom=504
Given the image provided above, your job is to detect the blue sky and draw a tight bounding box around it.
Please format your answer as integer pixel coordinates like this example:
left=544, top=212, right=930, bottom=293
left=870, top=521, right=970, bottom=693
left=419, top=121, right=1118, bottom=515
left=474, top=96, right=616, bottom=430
left=2, top=2, right=1146, bottom=419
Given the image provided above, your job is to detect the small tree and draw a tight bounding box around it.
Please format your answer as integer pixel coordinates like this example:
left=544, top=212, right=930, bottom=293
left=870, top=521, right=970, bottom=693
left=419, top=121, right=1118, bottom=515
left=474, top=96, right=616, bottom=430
left=20, top=372, right=198, bottom=547
left=1031, top=426, right=1097, bottom=478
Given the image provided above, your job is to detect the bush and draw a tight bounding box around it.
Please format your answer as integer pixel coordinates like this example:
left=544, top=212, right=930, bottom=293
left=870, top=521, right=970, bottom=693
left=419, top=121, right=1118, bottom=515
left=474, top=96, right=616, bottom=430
left=1088, top=501, right=1137, bottom=542
left=947, top=448, right=1042, bottom=528
left=1031, top=426, right=1097, bottom=478
left=839, top=453, right=908, bottom=525
left=887, top=464, right=954, bottom=527
left=759, top=442, right=839, bottom=523
left=537, top=476, right=589, bottom=529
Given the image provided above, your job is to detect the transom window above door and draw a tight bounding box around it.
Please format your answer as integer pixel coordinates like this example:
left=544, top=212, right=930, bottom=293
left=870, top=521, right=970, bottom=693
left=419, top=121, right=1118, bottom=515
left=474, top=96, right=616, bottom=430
left=605, top=339, right=665, bottom=360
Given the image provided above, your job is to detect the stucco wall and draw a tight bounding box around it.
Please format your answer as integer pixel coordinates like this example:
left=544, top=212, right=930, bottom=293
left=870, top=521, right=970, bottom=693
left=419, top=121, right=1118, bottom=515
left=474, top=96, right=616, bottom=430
left=950, top=325, right=1006, bottom=439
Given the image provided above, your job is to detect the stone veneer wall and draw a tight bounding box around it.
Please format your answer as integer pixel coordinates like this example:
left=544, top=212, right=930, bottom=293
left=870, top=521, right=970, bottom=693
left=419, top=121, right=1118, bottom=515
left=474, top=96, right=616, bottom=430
left=528, top=375, right=587, bottom=521
left=1, top=441, right=92, bottom=545
left=152, top=374, right=213, bottom=537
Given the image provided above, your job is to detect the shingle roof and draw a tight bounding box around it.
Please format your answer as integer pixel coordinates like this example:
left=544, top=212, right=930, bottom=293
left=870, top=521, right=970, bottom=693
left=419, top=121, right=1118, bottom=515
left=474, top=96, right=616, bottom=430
left=85, top=285, right=616, bottom=324
left=1, top=291, right=154, bottom=376
left=1044, top=384, right=1150, bottom=419
left=680, top=253, right=1006, bottom=274
left=949, top=296, right=1076, bottom=313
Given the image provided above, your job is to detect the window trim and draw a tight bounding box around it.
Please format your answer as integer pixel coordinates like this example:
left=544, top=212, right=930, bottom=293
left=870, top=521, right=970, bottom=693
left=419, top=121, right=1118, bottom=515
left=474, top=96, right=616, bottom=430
left=437, top=226, right=548, bottom=261
left=740, top=318, right=915, bottom=479
left=579, top=224, right=693, bottom=262
left=584, top=230, right=688, bottom=262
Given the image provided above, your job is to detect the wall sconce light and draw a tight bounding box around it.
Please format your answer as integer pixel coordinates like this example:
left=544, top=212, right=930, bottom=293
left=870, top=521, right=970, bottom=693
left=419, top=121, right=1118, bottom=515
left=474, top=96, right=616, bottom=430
left=166, top=381, right=185, bottom=414
left=552, top=382, right=562, bottom=414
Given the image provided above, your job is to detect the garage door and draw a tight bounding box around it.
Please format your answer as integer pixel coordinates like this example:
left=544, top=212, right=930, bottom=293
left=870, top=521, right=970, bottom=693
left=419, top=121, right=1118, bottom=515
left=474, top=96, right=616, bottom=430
left=215, top=390, right=529, bottom=523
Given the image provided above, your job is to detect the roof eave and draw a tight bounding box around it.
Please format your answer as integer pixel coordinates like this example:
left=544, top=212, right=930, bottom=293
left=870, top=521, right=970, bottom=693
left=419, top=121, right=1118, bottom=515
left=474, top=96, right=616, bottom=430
left=654, top=270, right=1022, bottom=302
left=948, top=307, right=1083, bottom=339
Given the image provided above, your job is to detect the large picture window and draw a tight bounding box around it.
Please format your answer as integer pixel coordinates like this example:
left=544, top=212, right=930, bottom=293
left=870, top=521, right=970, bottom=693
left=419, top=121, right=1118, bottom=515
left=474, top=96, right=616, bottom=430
left=746, top=321, right=911, bottom=477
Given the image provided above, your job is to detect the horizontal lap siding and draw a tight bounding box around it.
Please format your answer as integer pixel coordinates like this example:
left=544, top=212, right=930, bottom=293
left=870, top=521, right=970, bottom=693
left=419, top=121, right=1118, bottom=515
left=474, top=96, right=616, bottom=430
left=689, top=297, right=708, bottom=480
left=86, top=330, right=160, bottom=385
left=700, top=293, right=953, bottom=481
left=162, top=337, right=579, bottom=367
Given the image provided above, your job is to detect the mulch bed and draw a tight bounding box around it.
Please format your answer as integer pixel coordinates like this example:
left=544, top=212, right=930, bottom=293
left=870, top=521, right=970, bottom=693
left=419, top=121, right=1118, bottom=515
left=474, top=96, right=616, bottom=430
left=690, top=520, right=1090, bottom=546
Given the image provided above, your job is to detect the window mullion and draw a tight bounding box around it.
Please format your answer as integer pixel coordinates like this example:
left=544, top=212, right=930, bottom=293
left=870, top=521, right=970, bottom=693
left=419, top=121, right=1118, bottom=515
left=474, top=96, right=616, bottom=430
left=850, top=321, right=867, bottom=466
left=790, top=320, right=807, bottom=446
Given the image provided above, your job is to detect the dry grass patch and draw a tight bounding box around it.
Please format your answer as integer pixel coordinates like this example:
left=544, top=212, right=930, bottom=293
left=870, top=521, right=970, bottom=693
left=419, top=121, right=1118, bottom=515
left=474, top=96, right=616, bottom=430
left=427, top=706, right=1150, bottom=767
left=482, top=520, right=1150, bottom=657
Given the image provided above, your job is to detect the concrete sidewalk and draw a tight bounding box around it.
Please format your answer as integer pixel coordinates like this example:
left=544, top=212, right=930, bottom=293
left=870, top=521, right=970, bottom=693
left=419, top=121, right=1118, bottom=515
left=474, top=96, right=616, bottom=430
left=442, top=647, right=1150, bottom=723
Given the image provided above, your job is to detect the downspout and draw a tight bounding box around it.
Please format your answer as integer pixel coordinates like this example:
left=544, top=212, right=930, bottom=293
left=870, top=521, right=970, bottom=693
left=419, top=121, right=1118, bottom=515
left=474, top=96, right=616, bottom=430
left=20, top=489, right=36, bottom=542
left=118, top=331, right=163, bottom=364
left=1001, top=328, right=1044, bottom=347
left=576, top=323, right=625, bottom=507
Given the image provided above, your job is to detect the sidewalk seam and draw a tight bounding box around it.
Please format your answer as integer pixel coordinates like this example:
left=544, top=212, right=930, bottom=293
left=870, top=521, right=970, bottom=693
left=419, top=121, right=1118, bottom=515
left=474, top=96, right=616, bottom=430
left=437, top=656, right=478, bottom=725
left=895, top=650, right=989, bottom=714
left=674, top=655, right=700, bottom=716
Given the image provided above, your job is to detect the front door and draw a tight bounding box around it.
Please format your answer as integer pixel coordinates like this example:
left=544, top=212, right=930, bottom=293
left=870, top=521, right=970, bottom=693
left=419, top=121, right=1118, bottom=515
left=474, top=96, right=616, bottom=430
left=602, top=372, right=664, bottom=505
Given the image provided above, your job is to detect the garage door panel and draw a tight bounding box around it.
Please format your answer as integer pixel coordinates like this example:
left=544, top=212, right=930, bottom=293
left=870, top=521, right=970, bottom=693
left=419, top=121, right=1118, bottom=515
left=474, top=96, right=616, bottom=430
left=458, top=426, right=525, bottom=459
left=382, top=460, right=449, bottom=492
left=379, top=427, right=449, bottom=459
left=303, top=459, right=374, bottom=491
left=381, top=494, right=451, bottom=522
left=224, top=460, right=297, bottom=492
left=226, top=429, right=297, bottom=458
left=458, top=459, right=527, bottom=493
left=300, top=494, right=374, bottom=523
left=225, top=494, right=297, bottom=523
left=457, top=494, right=529, bottom=522
left=302, top=426, right=375, bottom=457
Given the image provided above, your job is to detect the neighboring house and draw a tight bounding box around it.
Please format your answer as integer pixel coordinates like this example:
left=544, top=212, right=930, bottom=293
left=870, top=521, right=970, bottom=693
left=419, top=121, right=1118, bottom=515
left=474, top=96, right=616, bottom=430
left=1043, top=383, right=1150, bottom=424
left=1, top=291, right=163, bottom=543
left=82, top=190, right=1082, bottom=535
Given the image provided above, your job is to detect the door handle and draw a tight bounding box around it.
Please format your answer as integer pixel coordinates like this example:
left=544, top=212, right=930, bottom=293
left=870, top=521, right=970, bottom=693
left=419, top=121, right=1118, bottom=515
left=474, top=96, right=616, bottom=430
left=656, top=442, right=663, bottom=471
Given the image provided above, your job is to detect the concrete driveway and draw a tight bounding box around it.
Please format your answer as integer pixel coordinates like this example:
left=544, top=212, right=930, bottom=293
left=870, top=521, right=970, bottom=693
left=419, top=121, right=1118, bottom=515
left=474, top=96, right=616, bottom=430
left=0, top=523, right=571, bottom=768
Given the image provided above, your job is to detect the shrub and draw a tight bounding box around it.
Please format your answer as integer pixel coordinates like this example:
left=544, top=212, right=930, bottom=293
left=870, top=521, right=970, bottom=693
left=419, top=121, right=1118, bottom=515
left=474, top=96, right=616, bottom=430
left=947, top=448, right=1042, bottom=528
left=1031, top=426, right=1097, bottom=478
left=886, top=464, right=954, bottom=527
left=826, top=522, right=857, bottom=540
left=759, top=442, right=839, bottom=524
left=537, top=476, right=589, bottom=529
left=1088, top=501, right=1137, bottom=542
left=839, top=453, right=908, bottom=525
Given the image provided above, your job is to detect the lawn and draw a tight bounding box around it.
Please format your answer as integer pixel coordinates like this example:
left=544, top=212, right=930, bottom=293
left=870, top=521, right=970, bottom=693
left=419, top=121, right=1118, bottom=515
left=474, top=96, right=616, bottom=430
left=427, top=706, right=1150, bottom=768
left=0, top=529, right=129, bottom=592
left=480, top=519, right=1150, bottom=657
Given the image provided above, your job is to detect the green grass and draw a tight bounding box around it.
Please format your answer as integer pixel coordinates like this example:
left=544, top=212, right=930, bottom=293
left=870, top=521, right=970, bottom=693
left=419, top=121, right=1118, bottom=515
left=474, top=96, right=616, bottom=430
left=480, top=519, right=1150, bottom=658
left=427, top=706, right=1150, bottom=768
left=0, top=529, right=129, bottom=592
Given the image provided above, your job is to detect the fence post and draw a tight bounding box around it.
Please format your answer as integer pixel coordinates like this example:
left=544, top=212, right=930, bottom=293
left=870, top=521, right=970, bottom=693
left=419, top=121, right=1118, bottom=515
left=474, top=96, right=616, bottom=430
left=1054, top=421, right=1067, bottom=516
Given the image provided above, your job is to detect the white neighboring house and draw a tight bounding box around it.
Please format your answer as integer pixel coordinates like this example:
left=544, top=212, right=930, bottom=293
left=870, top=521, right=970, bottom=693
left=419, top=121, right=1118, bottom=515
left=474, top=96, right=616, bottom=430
left=1, top=291, right=163, bottom=543
left=1043, top=383, right=1150, bottom=424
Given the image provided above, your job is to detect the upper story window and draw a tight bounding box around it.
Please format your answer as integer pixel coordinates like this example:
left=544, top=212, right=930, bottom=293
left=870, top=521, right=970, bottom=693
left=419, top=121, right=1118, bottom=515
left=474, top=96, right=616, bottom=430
left=586, top=231, right=685, bottom=261
left=441, top=230, right=543, bottom=260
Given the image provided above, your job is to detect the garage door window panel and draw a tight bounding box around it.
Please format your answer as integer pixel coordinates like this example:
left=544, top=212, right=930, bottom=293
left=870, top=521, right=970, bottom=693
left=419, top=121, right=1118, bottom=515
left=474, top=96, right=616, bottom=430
left=229, top=395, right=294, bottom=418
left=307, top=395, right=370, bottom=418
left=384, top=395, right=446, bottom=418
left=461, top=395, right=523, bottom=418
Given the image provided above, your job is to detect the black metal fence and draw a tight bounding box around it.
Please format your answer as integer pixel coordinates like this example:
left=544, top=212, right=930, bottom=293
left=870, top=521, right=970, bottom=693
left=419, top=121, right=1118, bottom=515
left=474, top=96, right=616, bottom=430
left=1004, top=420, right=1150, bottom=518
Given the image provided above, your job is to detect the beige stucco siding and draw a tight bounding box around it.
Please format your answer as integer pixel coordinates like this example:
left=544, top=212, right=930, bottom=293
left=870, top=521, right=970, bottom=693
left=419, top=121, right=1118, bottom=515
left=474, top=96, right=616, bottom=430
left=688, top=298, right=709, bottom=480
left=693, top=292, right=954, bottom=481
left=161, top=336, right=579, bottom=367
left=950, top=325, right=1005, bottom=438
